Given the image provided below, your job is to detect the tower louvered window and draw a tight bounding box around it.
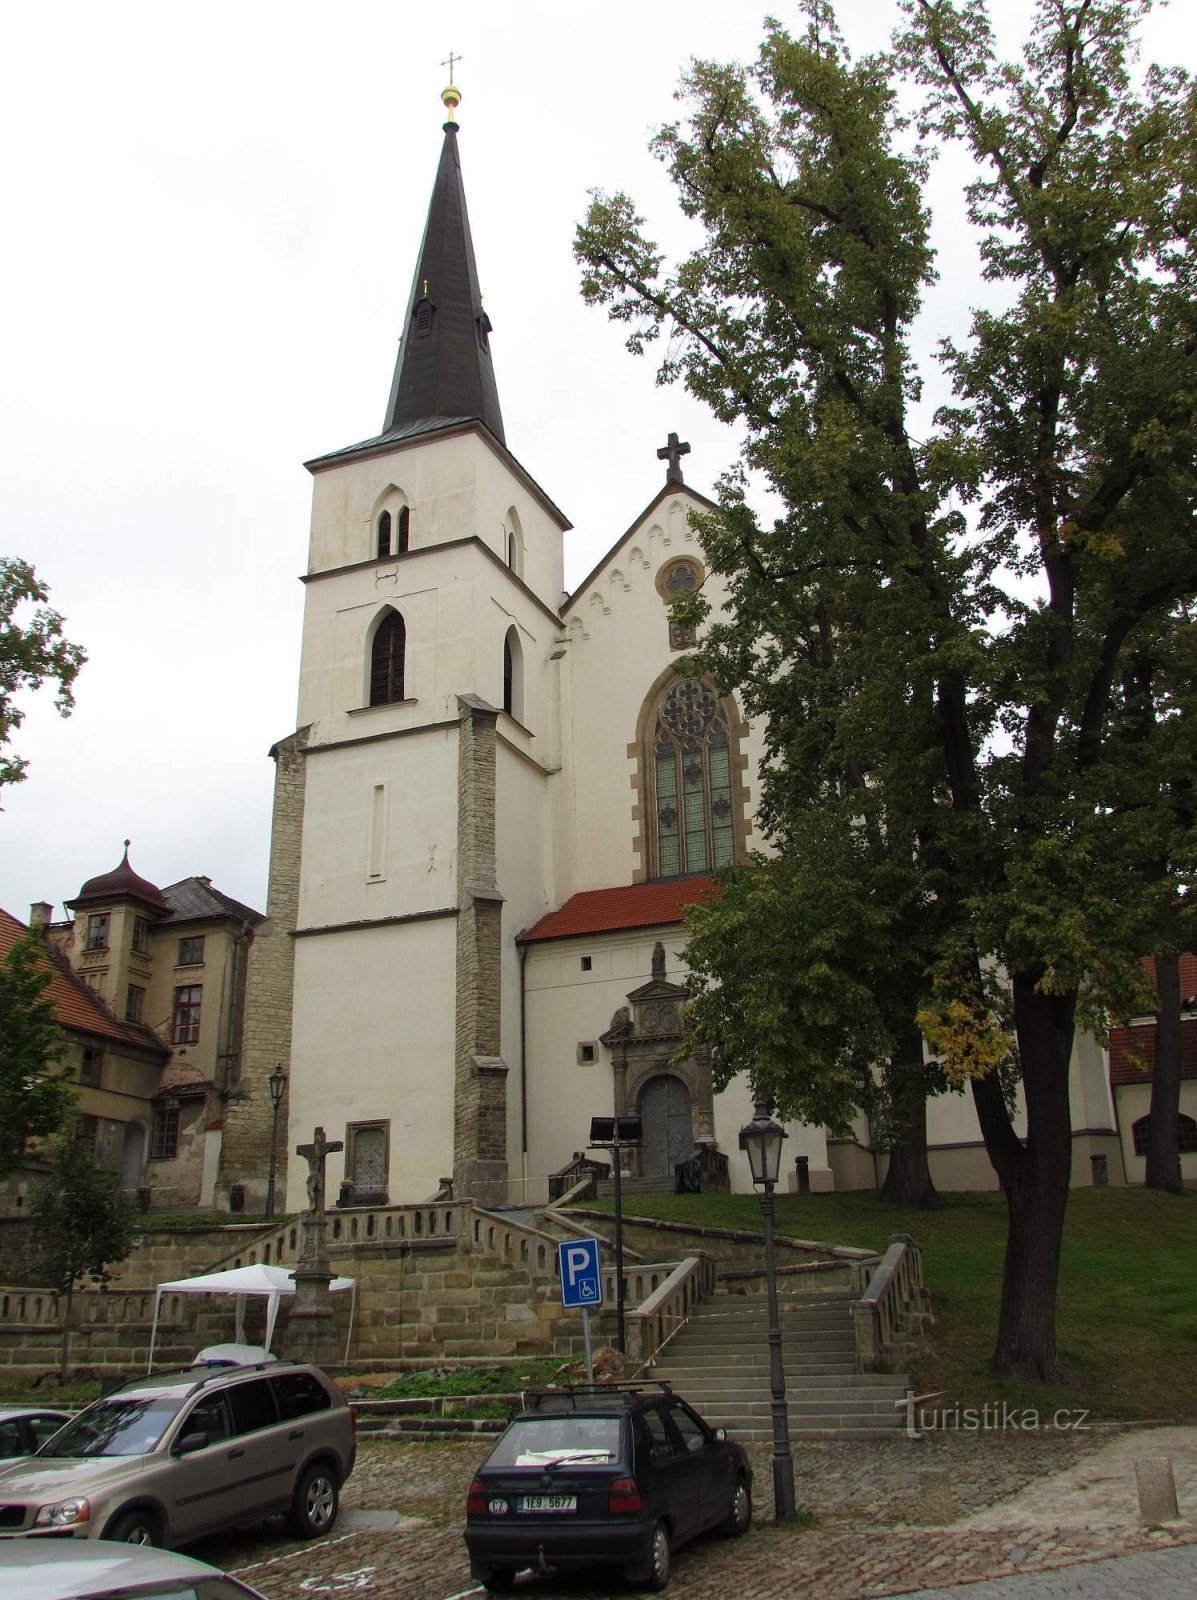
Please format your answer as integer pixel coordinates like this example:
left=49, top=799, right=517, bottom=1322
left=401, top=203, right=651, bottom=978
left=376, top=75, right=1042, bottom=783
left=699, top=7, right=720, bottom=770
left=369, top=611, right=406, bottom=706
left=652, top=679, right=735, bottom=878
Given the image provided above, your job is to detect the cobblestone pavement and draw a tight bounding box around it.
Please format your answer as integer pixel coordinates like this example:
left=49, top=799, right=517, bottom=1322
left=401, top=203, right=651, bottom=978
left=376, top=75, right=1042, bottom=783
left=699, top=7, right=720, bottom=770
left=899, top=1545, right=1197, bottom=1598
left=187, top=1431, right=1197, bottom=1600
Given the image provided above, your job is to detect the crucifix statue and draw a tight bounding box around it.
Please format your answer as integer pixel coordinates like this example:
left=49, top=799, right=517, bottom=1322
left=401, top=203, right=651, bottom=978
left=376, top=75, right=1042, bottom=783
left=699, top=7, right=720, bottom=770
left=656, top=431, right=691, bottom=486
left=296, top=1125, right=343, bottom=1219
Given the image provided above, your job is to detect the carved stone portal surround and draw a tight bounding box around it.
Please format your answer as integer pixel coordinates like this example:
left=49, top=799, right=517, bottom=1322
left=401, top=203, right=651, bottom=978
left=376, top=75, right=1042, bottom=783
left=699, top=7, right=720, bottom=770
left=600, top=942, right=716, bottom=1169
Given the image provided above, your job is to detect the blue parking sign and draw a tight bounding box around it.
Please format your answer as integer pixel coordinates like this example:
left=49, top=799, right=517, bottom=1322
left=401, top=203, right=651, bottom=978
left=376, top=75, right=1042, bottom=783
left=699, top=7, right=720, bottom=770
left=558, top=1237, right=603, bottom=1309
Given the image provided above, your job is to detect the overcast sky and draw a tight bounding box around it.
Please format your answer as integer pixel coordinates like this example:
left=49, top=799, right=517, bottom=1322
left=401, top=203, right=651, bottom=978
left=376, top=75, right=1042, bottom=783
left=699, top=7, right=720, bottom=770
left=0, top=0, right=1189, bottom=927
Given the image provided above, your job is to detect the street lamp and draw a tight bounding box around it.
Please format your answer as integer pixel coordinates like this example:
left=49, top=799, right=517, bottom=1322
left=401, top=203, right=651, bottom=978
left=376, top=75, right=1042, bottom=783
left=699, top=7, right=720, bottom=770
left=265, top=1063, right=288, bottom=1217
left=739, top=1098, right=797, bottom=1522
left=588, top=1114, right=642, bottom=1354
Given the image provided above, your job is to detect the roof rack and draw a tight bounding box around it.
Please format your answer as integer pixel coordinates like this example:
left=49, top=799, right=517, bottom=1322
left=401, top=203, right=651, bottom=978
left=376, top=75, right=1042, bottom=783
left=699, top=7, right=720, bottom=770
left=519, top=1382, right=673, bottom=1412
left=119, top=1359, right=287, bottom=1393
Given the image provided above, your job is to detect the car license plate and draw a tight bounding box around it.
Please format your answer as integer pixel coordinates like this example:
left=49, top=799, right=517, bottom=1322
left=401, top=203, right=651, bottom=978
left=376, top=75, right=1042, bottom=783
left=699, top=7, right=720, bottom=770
left=517, top=1494, right=576, bottom=1514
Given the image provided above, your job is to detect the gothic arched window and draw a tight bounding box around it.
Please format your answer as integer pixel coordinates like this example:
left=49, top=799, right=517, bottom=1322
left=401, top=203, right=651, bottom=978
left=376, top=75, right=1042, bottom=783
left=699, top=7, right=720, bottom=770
left=502, top=626, right=523, bottom=721
left=397, top=505, right=410, bottom=554
left=376, top=510, right=391, bottom=559
left=650, top=677, right=735, bottom=877
left=369, top=610, right=406, bottom=706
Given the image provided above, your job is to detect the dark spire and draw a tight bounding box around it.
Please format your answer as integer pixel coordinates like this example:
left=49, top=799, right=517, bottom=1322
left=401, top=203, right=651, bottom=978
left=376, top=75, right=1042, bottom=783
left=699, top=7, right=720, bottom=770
left=382, top=83, right=505, bottom=447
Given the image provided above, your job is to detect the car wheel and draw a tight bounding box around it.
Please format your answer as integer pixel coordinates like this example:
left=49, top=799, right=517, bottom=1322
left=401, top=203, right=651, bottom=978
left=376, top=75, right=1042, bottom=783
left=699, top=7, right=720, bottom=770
left=287, top=1461, right=339, bottom=1538
left=643, top=1519, right=671, bottom=1591
left=105, top=1509, right=160, bottom=1546
left=720, top=1475, right=752, bottom=1537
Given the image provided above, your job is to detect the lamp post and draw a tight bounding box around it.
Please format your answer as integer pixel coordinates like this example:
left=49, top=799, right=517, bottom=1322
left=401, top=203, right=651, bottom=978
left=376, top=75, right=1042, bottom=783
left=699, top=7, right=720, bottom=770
left=588, top=1114, right=642, bottom=1354
left=265, top=1064, right=288, bottom=1217
left=739, top=1098, right=796, bottom=1523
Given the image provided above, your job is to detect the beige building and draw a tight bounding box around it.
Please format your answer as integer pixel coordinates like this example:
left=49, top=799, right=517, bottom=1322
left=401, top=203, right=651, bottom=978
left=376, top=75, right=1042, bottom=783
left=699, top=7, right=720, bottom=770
left=226, top=84, right=1138, bottom=1212
left=35, top=849, right=264, bottom=1209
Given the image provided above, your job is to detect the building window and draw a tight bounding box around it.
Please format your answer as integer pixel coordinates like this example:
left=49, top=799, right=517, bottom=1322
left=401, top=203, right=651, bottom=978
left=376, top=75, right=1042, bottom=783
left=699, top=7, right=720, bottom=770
left=79, top=1048, right=103, bottom=1088
left=85, top=913, right=109, bottom=951
left=125, top=986, right=145, bottom=1024
left=151, top=1107, right=180, bottom=1160
left=82, top=971, right=104, bottom=994
left=505, top=507, right=523, bottom=577
left=131, top=916, right=151, bottom=955
left=1132, top=1113, right=1197, bottom=1157
left=580, top=956, right=592, bottom=972
left=661, top=559, right=701, bottom=650
left=397, top=505, right=410, bottom=554
left=172, top=985, right=202, bottom=1045
left=177, top=935, right=205, bottom=966
left=413, top=296, right=435, bottom=338
left=369, top=610, right=406, bottom=706
left=376, top=509, right=391, bottom=559
left=577, top=1042, right=597, bottom=1064
left=502, top=626, right=523, bottom=721
left=79, top=1113, right=101, bottom=1151
left=649, top=677, right=736, bottom=878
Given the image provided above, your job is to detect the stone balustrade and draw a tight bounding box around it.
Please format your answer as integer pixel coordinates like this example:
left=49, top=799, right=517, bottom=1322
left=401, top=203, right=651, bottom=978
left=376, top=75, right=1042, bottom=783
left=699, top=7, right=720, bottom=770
left=852, top=1233, right=933, bottom=1372
left=625, top=1254, right=718, bottom=1365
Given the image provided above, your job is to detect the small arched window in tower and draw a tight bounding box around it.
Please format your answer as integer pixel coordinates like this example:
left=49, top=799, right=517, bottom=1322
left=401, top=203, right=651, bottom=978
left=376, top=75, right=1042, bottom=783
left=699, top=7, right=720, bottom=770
left=377, top=510, right=392, bottom=559
left=397, top=505, right=410, bottom=554
left=505, top=507, right=523, bottom=578
left=502, top=626, right=524, bottom=722
left=369, top=610, right=407, bottom=706
left=650, top=677, right=735, bottom=877
left=413, top=296, right=436, bottom=339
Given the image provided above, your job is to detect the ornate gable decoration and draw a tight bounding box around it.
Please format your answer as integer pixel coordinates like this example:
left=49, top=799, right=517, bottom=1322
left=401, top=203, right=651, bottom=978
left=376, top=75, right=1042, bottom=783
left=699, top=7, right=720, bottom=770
left=625, top=941, right=687, bottom=1042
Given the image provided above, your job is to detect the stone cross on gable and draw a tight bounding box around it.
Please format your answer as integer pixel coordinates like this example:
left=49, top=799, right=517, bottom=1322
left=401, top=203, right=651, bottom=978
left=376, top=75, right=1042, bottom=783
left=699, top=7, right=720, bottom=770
left=657, top=432, right=691, bottom=486
left=296, top=1125, right=343, bottom=1218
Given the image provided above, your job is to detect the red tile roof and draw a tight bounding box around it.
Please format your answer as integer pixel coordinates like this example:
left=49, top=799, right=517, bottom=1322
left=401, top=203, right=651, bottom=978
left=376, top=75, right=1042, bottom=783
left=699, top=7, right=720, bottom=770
left=520, top=878, right=719, bottom=943
left=0, top=908, right=168, bottom=1058
left=1109, top=1017, right=1197, bottom=1085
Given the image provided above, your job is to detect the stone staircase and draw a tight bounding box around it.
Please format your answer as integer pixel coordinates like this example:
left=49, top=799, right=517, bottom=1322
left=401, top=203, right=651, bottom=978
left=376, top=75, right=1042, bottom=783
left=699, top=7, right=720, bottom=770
left=594, top=1176, right=677, bottom=1199
left=645, top=1285, right=910, bottom=1440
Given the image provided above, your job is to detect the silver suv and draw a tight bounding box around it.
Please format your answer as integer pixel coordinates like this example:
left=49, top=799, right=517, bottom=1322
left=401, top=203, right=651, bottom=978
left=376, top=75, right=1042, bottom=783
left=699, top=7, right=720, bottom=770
left=0, top=1361, right=355, bottom=1548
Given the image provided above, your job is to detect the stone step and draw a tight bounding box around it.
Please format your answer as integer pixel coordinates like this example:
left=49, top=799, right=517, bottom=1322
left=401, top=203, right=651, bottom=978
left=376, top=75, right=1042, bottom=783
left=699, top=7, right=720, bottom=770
left=595, top=1177, right=677, bottom=1197
left=652, top=1372, right=904, bottom=1392
left=728, top=1421, right=908, bottom=1441
left=680, top=1393, right=908, bottom=1416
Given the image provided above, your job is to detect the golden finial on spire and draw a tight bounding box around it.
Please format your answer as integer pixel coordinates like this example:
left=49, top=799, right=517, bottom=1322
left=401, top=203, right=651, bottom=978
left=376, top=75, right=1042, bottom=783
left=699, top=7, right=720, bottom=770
left=441, top=51, right=463, bottom=121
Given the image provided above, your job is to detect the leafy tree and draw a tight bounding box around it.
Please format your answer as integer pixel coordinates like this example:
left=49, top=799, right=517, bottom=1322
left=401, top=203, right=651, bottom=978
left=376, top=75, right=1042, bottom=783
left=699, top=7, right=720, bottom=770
left=576, top=0, right=1196, bottom=1378
left=31, top=1129, right=136, bottom=1378
left=0, top=556, right=86, bottom=791
left=0, top=929, right=77, bottom=1180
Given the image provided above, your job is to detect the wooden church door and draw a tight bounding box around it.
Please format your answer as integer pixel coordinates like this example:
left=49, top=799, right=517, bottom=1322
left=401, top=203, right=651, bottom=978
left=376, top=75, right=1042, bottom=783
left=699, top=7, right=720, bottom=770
left=639, top=1074, right=694, bottom=1177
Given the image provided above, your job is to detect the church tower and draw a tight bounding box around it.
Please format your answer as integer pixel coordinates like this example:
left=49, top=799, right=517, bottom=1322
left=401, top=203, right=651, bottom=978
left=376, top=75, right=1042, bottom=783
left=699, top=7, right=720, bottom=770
left=233, top=81, right=572, bottom=1211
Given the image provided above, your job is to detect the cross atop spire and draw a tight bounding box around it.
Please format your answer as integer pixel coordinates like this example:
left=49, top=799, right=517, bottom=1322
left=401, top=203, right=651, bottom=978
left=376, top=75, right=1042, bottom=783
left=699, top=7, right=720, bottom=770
left=657, top=432, right=691, bottom=486
left=441, top=50, right=462, bottom=84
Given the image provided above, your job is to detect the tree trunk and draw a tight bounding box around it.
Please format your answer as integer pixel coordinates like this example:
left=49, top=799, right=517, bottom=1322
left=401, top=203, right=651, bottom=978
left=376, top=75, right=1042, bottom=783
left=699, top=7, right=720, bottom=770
left=1145, top=951, right=1184, bottom=1193
left=971, top=976, right=1075, bottom=1383
left=879, top=1034, right=942, bottom=1209
left=59, top=1280, right=74, bottom=1383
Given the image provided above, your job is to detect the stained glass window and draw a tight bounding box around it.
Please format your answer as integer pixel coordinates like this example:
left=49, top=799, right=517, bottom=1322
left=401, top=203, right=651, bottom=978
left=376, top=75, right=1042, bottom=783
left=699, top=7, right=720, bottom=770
left=651, top=679, right=736, bottom=878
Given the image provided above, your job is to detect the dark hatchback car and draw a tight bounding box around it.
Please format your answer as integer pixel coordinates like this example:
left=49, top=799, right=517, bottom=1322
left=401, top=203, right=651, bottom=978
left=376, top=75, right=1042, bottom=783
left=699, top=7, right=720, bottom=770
left=464, top=1384, right=752, bottom=1592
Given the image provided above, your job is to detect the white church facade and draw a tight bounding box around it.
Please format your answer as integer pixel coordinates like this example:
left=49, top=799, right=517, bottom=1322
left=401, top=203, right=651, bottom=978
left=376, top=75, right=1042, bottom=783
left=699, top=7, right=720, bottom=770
left=219, top=84, right=1129, bottom=1215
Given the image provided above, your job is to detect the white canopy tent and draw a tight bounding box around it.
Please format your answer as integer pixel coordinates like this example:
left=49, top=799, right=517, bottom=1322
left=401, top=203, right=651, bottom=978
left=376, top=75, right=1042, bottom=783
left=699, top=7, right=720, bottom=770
left=147, top=1264, right=356, bottom=1372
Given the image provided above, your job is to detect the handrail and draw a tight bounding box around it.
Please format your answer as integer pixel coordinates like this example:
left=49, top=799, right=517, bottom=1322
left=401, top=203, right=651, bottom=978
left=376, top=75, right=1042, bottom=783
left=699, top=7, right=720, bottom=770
left=851, top=1233, right=932, bottom=1372
left=625, top=1254, right=718, bottom=1365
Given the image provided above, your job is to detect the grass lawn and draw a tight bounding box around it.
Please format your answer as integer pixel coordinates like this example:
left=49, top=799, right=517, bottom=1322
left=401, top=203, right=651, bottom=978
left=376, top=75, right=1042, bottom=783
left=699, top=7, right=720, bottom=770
left=583, top=1187, right=1197, bottom=1425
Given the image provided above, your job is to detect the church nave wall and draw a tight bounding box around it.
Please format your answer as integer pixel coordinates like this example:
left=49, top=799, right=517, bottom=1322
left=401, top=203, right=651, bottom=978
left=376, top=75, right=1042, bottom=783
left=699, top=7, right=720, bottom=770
left=286, top=917, right=458, bottom=1209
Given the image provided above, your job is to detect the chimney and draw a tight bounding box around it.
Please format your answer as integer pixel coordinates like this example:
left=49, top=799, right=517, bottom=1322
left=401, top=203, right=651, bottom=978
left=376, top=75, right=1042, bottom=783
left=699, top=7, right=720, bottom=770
left=29, top=902, right=53, bottom=932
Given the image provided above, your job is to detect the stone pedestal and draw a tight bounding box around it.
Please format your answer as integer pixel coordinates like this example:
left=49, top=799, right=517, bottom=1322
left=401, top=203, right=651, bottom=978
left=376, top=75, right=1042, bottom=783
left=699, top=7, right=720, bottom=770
left=282, top=1213, right=339, bottom=1367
